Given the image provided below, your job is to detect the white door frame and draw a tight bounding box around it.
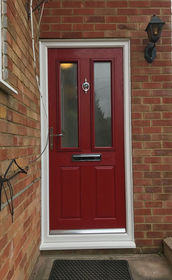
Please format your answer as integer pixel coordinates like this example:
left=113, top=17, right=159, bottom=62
left=39, top=39, right=135, bottom=250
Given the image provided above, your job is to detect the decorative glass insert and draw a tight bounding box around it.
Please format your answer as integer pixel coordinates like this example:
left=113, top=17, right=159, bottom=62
left=94, top=62, right=112, bottom=147
left=60, top=63, right=78, bottom=148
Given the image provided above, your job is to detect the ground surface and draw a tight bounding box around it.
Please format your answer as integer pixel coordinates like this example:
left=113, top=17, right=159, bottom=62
left=30, top=253, right=172, bottom=280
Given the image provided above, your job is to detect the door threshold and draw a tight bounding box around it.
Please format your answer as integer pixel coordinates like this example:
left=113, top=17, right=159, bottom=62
left=50, top=228, right=126, bottom=235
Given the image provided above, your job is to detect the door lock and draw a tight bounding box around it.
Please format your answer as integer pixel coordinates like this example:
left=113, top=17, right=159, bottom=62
left=49, top=127, right=63, bottom=150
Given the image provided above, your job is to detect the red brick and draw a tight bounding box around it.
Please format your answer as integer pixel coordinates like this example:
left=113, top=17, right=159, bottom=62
left=106, top=16, right=127, bottom=23
left=142, top=83, right=162, bottom=89
left=144, top=157, right=161, bottom=164
left=150, top=1, right=171, bottom=7
left=40, top=31, right=61, bottom=38
left=62, top=16, right=83, bottom=23
left=153, top=209, right=172, bottom=215
left=147, top=232, right=165, bottom=238
left=62, top=1, right=83, bottom=8
left=143, top=112, right=161, bottom=119
left=135, top=216, right=145, bottom=223
left=0, top=234, right=8, bottom=251
left=51, top=9, right=73, bottom=15
left=51, top=24, right=72, bottom=31
left=132, top=112, right=142, bottom=119
left=73, top=9, right=95, bottom=15
left=41, top=16, right=60, bottom=23
left=85, top=1, right=105, bottom=8
left=143, top=98, right=161, bottom=104
left=144, top=172, right=161, bottom=179
left=153, top=224, right=172, bottom=231
left=44, top=1, right=60, bottom=8
left=135, top=224, right=151, bottom=231
left=145, top=186, right=162, bottom=193
left=61, top=31, right=83, bottom=38
left=145, top=216, right=163, bottom=223
left=152, top=75, right=172, bottom=82
left=118, top=9, right=139, bottom=15
left=153, top=194, right=172, bottom=200
left=73, top=24, right=94, bottom=31
left=133, top=120, right=150, bottom=127
left=134, top=201, right=144, bottom=208
left=135, top=232, right=145, bottom=238
left=132, top=104, right=150, bottom=112
left=163, top=97, right=172, bottom=103
left=84, top=16, right=105, bottom=23
left=163, top=142, right=172, bottom=148
left=133, top=75, right=149, bottom=82
left=143, top=142, right=161, bottom=149
left=165, top=201, right=172, bottom=208
left=134, top=165, right=150, bottom=171
left=140, top=9, right=160, bottom=15
left=163, top=83, right=172, bottom=89
left=82, top=31, right=104, bottom=38
left=134, top=209, right=151, bottom=215
left=145, top=201, right=162, bottom=208
left=107, top=1, right=128, bottom=8
left=132, top=90, right=150, bottom=97
left=94, top=8, right=118, bottom=15
left=129, top=1, right=151, bottom=7
left=152, top=120, right=172, bottom=126
left=41, top=24, right=50, bottom=31
left=95, top=24, right=116, bottom=30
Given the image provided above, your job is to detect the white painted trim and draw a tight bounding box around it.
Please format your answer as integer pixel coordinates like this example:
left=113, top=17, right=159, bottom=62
left=39, top=39, right=135, bottom=250
left=0, top=0, right=17, bottom=94
left=0, top=79, right=18, bottom=94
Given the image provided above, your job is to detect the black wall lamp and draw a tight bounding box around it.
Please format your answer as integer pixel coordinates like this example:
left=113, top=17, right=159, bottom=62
left=144, top=15, right=165, bottom=63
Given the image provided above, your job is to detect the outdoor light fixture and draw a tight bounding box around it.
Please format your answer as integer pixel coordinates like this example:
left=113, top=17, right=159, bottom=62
left=144, top=15, right=165, bottom=63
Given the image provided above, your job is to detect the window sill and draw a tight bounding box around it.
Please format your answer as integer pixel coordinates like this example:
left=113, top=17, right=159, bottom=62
left=0, top=79, right=18, bottom=94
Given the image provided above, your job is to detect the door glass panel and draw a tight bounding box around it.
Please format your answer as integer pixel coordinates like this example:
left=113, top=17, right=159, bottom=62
left=94, top=62, right=112, bottom=147
left=60, top=63, right=78, bottom=148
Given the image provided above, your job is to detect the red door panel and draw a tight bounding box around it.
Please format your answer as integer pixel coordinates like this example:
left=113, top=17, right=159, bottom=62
left=48, top=48, right=126, bottom=231
left=60, top=167, right=81, bottom=219
left=94, top=166, right=115, bottom=218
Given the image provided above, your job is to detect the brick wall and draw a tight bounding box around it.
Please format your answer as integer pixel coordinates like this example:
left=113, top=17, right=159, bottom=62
left=0, top=0, right=41, bottom=279
left=40, top=0, right=172, bottom=253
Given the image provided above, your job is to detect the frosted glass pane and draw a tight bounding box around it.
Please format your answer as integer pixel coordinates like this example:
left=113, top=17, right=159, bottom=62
left=94, top=62, right=112, bottom=147
left=60, top=63, right=78, bottom=148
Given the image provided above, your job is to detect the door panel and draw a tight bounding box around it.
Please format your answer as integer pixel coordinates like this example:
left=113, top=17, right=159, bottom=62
left=95, top=166, right=115, bottom=218
left=60, top=167, right=81, bottom=219
left=48, top=48, right=126, bottom=231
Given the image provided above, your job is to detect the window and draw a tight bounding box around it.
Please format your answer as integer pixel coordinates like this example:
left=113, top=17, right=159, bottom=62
left=0, top=0, right=17, bottom=94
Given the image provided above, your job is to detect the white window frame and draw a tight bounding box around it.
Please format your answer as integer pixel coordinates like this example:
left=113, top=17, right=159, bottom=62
left=39, top=39, right=135, bottom=250
left=0, top=0, right=17, bottom=94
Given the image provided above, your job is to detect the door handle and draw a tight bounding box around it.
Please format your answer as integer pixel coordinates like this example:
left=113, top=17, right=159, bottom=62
left=49, top=127, right=63, bottom=150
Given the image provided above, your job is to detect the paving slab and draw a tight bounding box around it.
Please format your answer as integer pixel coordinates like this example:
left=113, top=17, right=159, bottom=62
left=30, top=253, right=172, bottom=280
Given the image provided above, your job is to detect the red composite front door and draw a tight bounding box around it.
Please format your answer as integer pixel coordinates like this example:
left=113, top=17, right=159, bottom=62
left=48, top=48, right=126, bottom=232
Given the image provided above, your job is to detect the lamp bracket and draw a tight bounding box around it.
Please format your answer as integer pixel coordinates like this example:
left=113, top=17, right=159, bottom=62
left=144, top=43, right=156, bottom=63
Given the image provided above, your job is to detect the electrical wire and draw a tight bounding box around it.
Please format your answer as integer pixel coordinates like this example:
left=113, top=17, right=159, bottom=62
left=0, top=159, right=27, bottom=222
left=30, top=0, right=48, bottom=120
left=0, top=1, right=49, bottom=222
left=27, top=131, right=49, bottom=166
left=29, top=0, right=49, bottom=167
left=38, top=1, right=45, bottom=33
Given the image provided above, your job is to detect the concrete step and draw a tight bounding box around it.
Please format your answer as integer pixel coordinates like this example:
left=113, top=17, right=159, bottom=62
left=163, top=237, right=172, bottom=267
left=30, top=252, right=172, bottom=280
